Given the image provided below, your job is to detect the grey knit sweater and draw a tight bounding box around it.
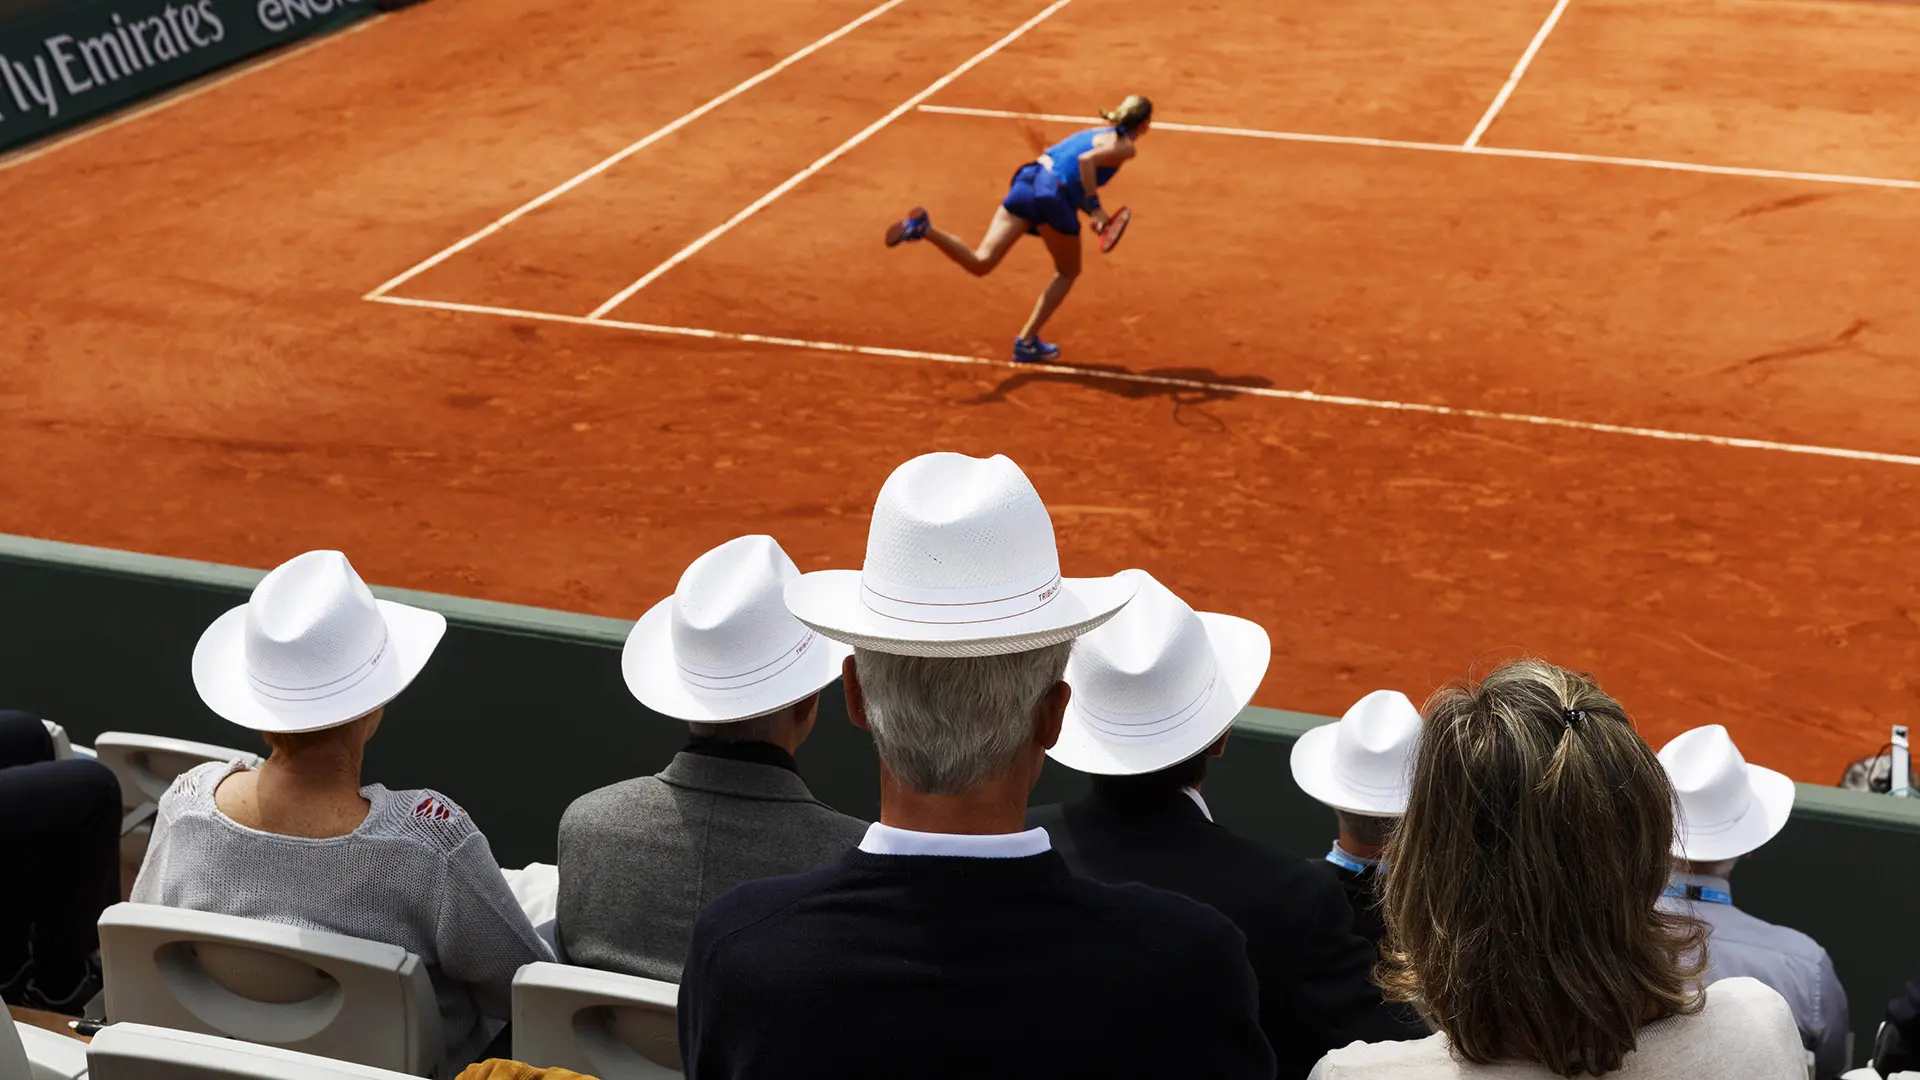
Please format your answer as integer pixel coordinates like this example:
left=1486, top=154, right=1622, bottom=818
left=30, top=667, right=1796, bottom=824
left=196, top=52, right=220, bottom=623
left=130, top=760, right=553, bottom=1069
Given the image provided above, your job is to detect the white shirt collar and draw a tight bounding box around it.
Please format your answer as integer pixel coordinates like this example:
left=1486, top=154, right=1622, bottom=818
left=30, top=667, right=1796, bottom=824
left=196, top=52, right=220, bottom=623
left=1331, top=839, right=1381, bottom=869
left=857, top=822, right=1052, bottom=859
left=1182, top=787, right=1214, bottom=822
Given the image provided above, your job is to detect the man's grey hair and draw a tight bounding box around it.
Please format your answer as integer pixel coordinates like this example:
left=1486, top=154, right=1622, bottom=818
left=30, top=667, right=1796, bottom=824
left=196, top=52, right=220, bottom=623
left=853, top=642, right=1072, bottom=795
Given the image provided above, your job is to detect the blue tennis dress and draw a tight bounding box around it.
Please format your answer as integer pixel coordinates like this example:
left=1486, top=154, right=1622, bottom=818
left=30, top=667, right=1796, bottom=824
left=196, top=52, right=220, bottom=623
left=1001, top=127, right=1124, bottom=237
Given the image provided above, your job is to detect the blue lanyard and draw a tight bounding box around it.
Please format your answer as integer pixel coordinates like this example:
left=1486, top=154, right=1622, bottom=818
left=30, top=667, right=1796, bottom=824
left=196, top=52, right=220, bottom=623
left=1324, top=844, right=1378, bottom=875
left=1663, top=884, right=1732, bottom=905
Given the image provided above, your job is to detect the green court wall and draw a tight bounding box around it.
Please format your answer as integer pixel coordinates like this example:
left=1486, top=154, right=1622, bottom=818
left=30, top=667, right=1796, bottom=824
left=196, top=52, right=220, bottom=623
left=1, top=532, right=1912, bottom=1060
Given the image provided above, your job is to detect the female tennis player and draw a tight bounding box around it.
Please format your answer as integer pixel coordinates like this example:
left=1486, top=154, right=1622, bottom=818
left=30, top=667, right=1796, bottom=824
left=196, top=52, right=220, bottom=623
left=885, top=95, right=1152, bottom=363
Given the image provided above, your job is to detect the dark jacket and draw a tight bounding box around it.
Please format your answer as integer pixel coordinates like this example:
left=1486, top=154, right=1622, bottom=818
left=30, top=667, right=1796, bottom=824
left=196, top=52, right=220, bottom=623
left=1030, top=789, right=1420, bottom=1079
left=1324, top=859, right=1387, bottom=949
left=679, top=845, right=1276, bottom=1080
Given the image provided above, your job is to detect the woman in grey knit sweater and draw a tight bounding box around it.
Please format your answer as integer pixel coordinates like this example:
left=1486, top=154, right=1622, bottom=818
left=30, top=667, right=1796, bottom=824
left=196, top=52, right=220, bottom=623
left=130, top=551, right=551, bottom=1071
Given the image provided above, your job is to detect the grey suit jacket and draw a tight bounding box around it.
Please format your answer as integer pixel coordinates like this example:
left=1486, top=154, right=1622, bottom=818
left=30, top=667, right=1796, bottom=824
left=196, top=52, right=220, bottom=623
left=555, top=750, right=867, bottom=983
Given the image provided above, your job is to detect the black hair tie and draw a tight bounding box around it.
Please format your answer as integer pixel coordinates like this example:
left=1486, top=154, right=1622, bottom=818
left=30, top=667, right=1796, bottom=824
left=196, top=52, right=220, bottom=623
left=1562, top=708, right=1586, bottom=729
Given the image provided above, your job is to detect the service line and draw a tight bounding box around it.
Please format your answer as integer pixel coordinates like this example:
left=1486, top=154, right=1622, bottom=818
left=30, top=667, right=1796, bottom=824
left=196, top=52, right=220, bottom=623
left=364, top=0, right=911, bottom=300
left=367, top=293, right=1920, bottom=470
left=583, top=0, right=1077, bottom=320
left=915, top=104, right=1920, bottom=192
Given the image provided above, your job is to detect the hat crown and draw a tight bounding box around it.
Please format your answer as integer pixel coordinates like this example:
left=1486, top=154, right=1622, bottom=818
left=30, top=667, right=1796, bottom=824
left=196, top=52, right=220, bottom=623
left=1332, top=689, right=1422, bottom=800
left=1070, top=570, right=1215, bottom=721
left=1661, top=724, right=1754, bottom=823
left=861, top=453, right=1060, bottom=595
left=670, top=535, right=809, bottom=679
left=243, top=551, right=389, bottom=699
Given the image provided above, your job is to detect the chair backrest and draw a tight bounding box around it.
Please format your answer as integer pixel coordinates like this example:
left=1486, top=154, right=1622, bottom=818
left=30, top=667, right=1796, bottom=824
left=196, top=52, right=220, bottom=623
left=3, top=1017, right=89, bottom=1080
left=40, top=719, right=74, bottom=761
left=97, top=904, right=442, bottom=1078
left=511, top=961, right=682, bottom=1079
left=88, top=1022, right=419, bottom=1080
left=92, top=733, right=261, bottom=810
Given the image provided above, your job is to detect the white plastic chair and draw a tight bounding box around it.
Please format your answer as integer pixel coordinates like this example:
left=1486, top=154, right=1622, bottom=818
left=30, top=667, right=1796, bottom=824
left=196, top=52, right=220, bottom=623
left=40, top=720, right=74, bottom=761
left=91, top=734, right=260, bottom=863
left=1, top=1015, right=89, bottom=1080
left=96, top=904, right=442, bottom=1078
left=511, top=961, right=681, bottom=1079
left=87, top=1022, right=419, bottom=1079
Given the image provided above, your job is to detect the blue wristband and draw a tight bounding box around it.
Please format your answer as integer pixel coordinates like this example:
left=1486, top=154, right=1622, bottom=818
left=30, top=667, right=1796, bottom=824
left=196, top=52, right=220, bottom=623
left=1083, top=194, right=1102, bottom=213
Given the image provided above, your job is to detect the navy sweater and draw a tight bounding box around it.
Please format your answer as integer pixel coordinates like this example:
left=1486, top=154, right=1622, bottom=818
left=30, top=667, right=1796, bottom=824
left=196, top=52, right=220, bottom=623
left=679, top=847, right=1276, bottom=1079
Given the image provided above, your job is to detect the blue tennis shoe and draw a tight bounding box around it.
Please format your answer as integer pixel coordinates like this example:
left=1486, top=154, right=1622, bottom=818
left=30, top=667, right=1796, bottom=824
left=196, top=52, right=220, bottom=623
left=885, top=207, right=929, bottom=247
left=1012, top=336, right=1060, bottom=363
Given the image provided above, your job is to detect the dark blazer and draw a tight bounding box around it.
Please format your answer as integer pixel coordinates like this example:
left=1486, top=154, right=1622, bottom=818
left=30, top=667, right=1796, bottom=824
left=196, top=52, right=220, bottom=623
left=1325, top=860, right=1387, bottom=949
left=679, top=846, right=1276, bottom=1080
left=1029, top=789, right=1420, bottom=1079
left=555, top=746, right=866, bottom=982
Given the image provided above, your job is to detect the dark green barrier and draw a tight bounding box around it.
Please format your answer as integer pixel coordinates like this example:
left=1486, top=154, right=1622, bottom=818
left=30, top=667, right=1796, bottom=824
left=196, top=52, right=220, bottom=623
left=0, top=0, right=368, bottom=151
left=0, top=532, right=1913, bottom=1062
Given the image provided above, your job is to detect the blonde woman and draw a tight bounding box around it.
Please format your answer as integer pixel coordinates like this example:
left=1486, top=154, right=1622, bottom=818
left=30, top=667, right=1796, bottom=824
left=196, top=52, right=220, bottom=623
left=884, top=94, right=1151, bottom=363
left=1311, top=660, right=1806, bottom=1078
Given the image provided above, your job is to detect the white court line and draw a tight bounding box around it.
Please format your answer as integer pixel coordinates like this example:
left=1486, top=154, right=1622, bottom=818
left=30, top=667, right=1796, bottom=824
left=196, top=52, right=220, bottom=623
left=584, top=0, right=1076, bottom=320
left=0, top=16, right=387, bottom=175
left=362, top=0, right=910, bottom=300
left=1465, top=0, right=1574, bottom=148
left=368, top=293, right=1920, bottom=469
left=915, top=104, right=1920, bottom=191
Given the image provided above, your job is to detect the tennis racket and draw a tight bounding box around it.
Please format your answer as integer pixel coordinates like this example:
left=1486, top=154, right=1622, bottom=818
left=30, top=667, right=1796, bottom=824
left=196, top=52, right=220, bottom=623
left=1094, top=206, right=1130, bottom=254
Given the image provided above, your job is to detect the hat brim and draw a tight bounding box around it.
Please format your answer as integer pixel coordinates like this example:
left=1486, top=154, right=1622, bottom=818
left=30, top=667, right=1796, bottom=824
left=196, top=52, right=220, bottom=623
left=1047, top=613, right=1271, bottom=776
left=621, top=596, right=852, bottom=723
left=192, top=599, right=447, bottom=734
left=1673, top=764, right=1796, bottom=861
left=783, top=570, right=1137, bottom=658
left=1289, top=722, right=1410, bottom=816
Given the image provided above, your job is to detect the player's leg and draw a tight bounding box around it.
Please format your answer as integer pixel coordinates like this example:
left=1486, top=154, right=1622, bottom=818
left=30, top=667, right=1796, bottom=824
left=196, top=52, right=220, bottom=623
left=889, top=206, right=1027, bottom=277
left=1013, top=224, right=1082, bottom=362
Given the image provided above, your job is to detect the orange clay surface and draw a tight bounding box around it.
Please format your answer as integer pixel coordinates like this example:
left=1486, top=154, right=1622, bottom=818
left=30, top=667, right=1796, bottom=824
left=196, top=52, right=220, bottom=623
left=2, top=0, right=1918, bottom=780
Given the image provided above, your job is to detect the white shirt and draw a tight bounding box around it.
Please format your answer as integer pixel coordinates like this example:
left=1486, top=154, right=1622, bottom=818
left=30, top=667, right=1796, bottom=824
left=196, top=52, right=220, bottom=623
left=1183, top=787, right=1214, bottom=822
left=1309, top=977, right=1805, bottom=1079
left=858, top=822, right=1052, bottom=858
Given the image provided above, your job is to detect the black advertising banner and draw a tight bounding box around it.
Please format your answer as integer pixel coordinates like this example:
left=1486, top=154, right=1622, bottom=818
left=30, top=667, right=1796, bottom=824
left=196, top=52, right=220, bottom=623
left=0, top=0, right=371, bottom=152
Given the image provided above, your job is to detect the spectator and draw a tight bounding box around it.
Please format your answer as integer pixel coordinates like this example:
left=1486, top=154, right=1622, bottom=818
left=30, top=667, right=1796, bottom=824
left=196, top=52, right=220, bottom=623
left=1289, top=688, right=1422, bottom=948
left=131, top=550, right=551, bottom=1071
left=1878, top=965, right=1920, bottom=1073
left=0, top=711, right=120, bottom=1014
left=1312, top=659, right=1805, bottom=1078
left=556, top=534, right=865, bottom=982
left=1029, top=569, right=1416, bottom=1077
left=1658, top=724, right=1849, bottom=1077
left=679, top=452, right=1274, bottom=1079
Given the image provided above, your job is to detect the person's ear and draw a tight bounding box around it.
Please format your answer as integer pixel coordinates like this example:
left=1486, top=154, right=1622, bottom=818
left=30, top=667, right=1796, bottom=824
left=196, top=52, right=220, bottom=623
left=1207, top=730, right=1230, bottom=758
left=1035, top=681, right=1070, bottom=750
left=842, top=656, right=870, bottom=732
left=358, top=707, right=385, bottom=745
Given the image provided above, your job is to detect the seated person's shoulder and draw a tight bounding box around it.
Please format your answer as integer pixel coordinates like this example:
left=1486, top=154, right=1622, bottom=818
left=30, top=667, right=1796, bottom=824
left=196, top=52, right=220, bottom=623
left=1075, top=874, right=1247, bottom=958
left=1686, top=977, right=1807, bottom=1062
left=162, top=759, right=244, bottom=805
left=559, top=775, right=662, bottom=828
left=383, top=786, right=483, bottom=850
left=693, top=859, right=845, bottom=940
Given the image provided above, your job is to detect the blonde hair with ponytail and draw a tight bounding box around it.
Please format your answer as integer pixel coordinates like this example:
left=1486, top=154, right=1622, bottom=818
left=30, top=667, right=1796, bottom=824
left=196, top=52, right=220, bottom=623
left=1099, top=94, right=1153, bottom=135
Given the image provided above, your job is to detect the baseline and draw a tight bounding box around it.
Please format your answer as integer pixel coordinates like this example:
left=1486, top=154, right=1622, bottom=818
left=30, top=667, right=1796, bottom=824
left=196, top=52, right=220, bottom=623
left=582, top=0, right=1076, bottom=320
left=915, top=104, right=1920, bottom=191
left=366, top=294, right=1920, bottom=470
left=364, top=0, right=910, bottom=300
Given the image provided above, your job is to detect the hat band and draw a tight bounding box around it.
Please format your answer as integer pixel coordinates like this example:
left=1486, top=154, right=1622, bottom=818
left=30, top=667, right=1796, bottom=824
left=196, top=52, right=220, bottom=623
left=859, top=567, right=1063, bottom=627
left=1077, top=665, right=1220, bottom=740
left=678, top=630, right=819, bottom=696
left=246, top=628, right=389, bottom=705
left=1330, top=756, right=1411, bottom=798
left=1678, top=797, right=1754, bottom=837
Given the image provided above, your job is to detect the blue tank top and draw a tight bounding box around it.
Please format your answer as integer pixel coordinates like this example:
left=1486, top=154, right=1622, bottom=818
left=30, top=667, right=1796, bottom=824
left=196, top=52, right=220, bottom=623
left=1040, top=127, right=1123, bottom=205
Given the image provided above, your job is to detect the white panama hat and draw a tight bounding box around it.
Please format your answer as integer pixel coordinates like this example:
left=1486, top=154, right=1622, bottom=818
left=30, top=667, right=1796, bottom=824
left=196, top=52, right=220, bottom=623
left=783, top=453, right=1137, bottom=657
left=623, top=534, right=852, bottom=723
left=1660, top=724, right=1795, bottom=862
left=1048, top=569, right=1271, bottom=776
left=1289, top=689, right=1422, bottom=816
left=192, top=550, right=447, bottom=734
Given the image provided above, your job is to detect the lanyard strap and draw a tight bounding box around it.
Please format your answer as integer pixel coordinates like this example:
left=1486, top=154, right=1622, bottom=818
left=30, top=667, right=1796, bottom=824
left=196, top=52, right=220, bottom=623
left=1324, top=844, right=1378, bottom=875
left=1663, top=884, right=1732, bottom=905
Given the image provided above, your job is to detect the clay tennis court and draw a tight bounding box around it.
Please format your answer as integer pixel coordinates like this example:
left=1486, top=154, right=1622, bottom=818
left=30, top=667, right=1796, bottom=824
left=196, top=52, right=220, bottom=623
left=2, top=0, right=1916, bottom=780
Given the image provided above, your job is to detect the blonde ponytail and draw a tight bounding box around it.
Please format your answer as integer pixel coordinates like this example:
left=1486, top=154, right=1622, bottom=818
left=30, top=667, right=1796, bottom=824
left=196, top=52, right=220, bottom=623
left=1099, top=94, right=1153, bottom=135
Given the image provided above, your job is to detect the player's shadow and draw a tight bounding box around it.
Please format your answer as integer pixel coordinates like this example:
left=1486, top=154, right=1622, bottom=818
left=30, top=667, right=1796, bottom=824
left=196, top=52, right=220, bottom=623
left=962, top=362, right=1276, bottom=433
